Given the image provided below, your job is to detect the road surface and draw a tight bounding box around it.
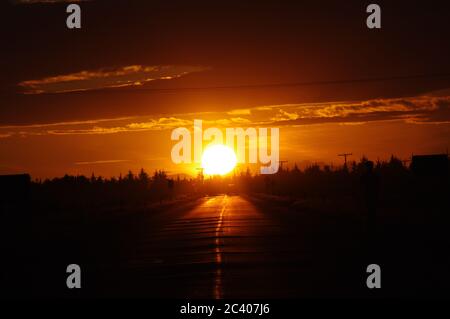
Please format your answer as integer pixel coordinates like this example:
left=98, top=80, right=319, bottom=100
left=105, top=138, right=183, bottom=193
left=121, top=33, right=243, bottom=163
left=144, top=195, right=287, bottom=298
left=14, top=194, right=364, bottom=298
left=84, top=195, right=286, bottom=298
left=85, top=194, right=359, bottom=298
left=8, top=194, right=448, bottom=298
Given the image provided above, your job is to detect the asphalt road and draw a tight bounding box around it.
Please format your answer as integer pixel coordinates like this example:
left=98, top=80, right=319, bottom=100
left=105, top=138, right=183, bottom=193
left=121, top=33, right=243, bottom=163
left=6, top=193, right=449, bottom=298
left=87, top=194, right=362, bottom=298
left=8, top=194, right=366, bottom=298
left=145, top=194, right=287, bottom=298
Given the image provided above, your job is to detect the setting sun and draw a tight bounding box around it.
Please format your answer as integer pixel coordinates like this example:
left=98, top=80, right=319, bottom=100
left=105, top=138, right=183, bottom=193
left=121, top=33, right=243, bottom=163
left=201, top=144, right=237, bottom=176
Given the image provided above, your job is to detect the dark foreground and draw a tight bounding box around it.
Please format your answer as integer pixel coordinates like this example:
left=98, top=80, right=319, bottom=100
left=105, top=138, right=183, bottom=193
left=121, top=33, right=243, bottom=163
left=2, top=194, right=450, bottom=299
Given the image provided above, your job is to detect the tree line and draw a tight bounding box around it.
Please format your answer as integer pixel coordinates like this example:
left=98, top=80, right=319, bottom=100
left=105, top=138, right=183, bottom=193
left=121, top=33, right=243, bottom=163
left=31, top=155, right=448, bottom=211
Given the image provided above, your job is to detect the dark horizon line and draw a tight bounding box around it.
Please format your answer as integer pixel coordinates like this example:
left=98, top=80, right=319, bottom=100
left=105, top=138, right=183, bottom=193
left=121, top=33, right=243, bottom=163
left=8, top=152, right=445, bottom=182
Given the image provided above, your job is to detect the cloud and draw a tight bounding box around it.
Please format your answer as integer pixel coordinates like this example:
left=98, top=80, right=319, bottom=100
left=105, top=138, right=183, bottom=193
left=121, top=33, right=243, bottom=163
left=18, top=65, right=208, bottom=94
left=250, top=95, right=450, bottom=126
left=126, top=118, right=193, bottom=131
left=0, top=116, right=136, bottom=130
left=45, top=117, right=196, bottom=135
left=227, top=109, right=252, bottom=115
left=204, top=118, right=252, bottom=126
left=403, top=96, right=450, bottom=124
left=270, top=109, right=300, bottom=122
left=0, top=94, right=449, bottom=139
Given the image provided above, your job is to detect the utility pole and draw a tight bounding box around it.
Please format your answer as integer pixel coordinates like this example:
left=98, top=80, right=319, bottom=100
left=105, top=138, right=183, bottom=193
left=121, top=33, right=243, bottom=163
left=338, top=153, right=352, bottom=166
left=196, top=167, right=204, bottom=182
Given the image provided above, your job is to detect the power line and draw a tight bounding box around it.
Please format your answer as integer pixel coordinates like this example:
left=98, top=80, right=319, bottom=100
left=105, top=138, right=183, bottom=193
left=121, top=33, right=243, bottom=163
left=11, top=72, right=450, bottom=95
left=134, top=72, right=450, bottom=92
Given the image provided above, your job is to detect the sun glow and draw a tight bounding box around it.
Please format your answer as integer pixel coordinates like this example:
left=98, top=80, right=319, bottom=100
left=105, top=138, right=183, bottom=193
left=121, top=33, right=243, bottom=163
left=201, top=144, right=237, bottom=176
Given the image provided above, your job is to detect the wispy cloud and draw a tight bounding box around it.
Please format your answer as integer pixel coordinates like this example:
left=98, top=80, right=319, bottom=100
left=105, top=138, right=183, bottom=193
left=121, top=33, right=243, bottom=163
left=253, top=95, right=450, bottom=126
left=1, top=94, right=449, bottom=138
left=0, top=117, right=136, bottom=130
left=18, top=65, right=208, bottom=94
left=227, top=109, right=252, bottom=115
left=46, top=117, right=195, bottom=135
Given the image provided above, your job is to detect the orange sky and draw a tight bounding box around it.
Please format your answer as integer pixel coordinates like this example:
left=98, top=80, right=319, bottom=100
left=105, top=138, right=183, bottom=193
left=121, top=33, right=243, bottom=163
left=1, top=1, right=450, bottom=179
left=1, top=90, right=449, bottom=179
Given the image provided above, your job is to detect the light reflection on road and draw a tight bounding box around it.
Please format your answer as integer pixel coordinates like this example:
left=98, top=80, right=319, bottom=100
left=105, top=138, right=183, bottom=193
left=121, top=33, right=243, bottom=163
left=214, top=195, right=227, bottom=299
left=151, top=194, right=280, bottom=298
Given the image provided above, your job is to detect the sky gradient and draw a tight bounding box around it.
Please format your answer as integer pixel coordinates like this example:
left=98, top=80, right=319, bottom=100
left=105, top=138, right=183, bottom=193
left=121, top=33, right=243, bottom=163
left=1, top=0, right=449, bottom=178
